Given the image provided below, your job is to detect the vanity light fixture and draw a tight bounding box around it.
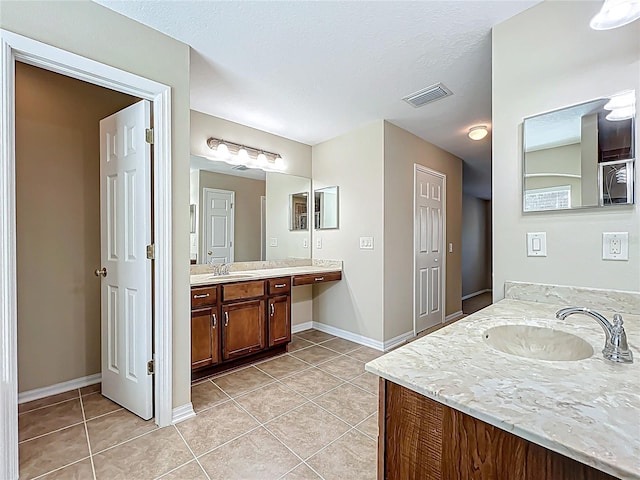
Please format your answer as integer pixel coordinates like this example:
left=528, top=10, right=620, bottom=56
left=590, top=0, right=640, bottom=30
left=468, top=125, right=489, bottom=141
left=206, top=137, right=286, bottom=171
left=605, top=90, right=635, bottom=121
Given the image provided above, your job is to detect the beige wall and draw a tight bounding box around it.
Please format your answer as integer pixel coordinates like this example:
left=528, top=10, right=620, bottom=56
left=198, top=170, right=265, bottom=262
left=383, top=122, right=463, bottom=340
left=1, top=0, right=192, bottom=407
left=312, top=121, right=386, bottom=342
left=461, top=195, right=492, bottom=298
left=525, top=143, right=582, bottom=207
left=492, top=1, right=640, bottom=298
left=15, top=63, right=138, bottom=392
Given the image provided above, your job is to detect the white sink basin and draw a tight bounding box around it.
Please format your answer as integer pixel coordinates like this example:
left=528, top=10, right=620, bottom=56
left=483, top=325, right=594, bottom=361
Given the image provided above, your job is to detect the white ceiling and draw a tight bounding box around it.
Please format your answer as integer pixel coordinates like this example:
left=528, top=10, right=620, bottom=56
left=95, top=0, right=540, bottom=199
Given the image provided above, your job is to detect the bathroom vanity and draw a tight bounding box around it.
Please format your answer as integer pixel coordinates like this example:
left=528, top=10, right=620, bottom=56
left=366, top=282, right=639, bottom=480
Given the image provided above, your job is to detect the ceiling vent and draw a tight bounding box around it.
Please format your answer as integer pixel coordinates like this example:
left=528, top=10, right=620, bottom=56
left=232, top=165, right=249, bottom=171
left=402, top=82, right=453, bottom=108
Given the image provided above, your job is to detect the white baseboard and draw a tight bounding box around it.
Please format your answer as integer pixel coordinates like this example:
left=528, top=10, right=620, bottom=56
left=292, top=321, right=313, bottom=334
left=310, top=322, right=384, bottom=351
left=18, top=373, right=102, bottom=404
left=172, top=403, right=196, bottom=424
left=461, top=289, right=492, bottom=301
left=445, top=310, right=464, bottom=322
left=382, top=331, right=415, bottom=351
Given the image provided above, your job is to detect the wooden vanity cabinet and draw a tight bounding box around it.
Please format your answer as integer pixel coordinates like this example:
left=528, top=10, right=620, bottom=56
left=221, top=299, right=266, bottom=361
left=267, top=277, right=292, bottom=347
left=190, top=286, right=219, bottom=370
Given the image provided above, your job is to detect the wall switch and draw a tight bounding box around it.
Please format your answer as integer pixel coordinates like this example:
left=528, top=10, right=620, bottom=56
left=303, top=238, right=309, bottom=248
left=359, top=237, right=374, bottom=249
left=603, top=232, right=628, bottom=261
left=316, top=238, right=322, bottom=249
left=269, top=238, right=278, bottom=247
left=448, top=243, right=453, bottom=253
left=527, top=232, right=547, bottom=257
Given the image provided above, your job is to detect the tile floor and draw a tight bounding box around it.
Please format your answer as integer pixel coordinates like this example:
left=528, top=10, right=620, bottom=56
left=462, top=291, right=493, bottom=315
left=18, top=330, right=382, bottom=480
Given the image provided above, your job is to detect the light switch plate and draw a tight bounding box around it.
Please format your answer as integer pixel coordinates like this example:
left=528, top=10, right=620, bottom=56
left=527, top=232, right=547, bottom=257
left=359, top=237, right=374, bottom=249
left=448, top=243, right=453, bottom=253
left=303, top=238, right=309, bottom=248
left=603, top=232, right=628, bottom=261
left=269, top=238, right=278, bottom=247
left=316, top=238, right=322, bottom=249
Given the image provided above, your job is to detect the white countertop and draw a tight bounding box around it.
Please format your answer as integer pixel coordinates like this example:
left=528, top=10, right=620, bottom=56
left=190, top=265, right=342, bottom=286
left=366, top=299, right=640, bottom=479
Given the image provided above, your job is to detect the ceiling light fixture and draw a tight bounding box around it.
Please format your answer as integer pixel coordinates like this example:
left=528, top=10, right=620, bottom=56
left=604, top=90, right=636, bottom=121
left=590, top=0, right=640, bottom=30
left=468, top=125, right=489, bottom=141
left=206, top=137, right=286, bottom=172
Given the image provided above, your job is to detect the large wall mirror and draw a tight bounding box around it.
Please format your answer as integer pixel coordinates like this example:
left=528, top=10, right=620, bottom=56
left=190, top=155, right=311, bottom=264
left=314, top=186, right=339, bottom=229
left=522, top=90, right=635, bottom=212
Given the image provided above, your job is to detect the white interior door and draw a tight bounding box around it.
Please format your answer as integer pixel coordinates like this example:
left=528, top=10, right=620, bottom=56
left=414, top=166, right=445, bottom=334
left=203, top=188, right=235, bottom=264
left=99, top=100, right=153, bottom=420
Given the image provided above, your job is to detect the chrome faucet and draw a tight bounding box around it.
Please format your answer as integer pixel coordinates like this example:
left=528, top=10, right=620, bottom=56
left=556, top=307, right=633, bottom=364
left=207, top=253, right=230, bottom=276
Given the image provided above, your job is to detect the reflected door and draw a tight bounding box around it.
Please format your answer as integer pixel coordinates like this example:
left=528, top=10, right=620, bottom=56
left=414, top=167, right=445, bottom=334
left=203, top=188, right=235, bottom=264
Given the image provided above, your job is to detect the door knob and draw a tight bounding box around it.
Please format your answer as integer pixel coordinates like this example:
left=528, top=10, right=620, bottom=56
left=208, top=250, right=213, bottom=256
left=95, top=267, right=107, bottom=277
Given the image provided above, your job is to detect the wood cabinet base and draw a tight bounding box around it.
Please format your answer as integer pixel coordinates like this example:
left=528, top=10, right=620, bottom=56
left=379, top=380, right=617, bottom=480
left=191, top=344, right=287, bottom=383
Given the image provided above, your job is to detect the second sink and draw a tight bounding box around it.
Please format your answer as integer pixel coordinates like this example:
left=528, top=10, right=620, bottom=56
left=483, top=324, right=594, bottom=361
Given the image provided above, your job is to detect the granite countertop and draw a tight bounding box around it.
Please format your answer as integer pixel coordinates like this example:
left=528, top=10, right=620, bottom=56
left=190, top=264, right=342, bottom=286
left=366, top=298, right=640, bottom=479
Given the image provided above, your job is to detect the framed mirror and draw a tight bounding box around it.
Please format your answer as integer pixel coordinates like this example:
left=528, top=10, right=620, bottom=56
left=522, top=90, right=635, bottom=212
left=289, top=192, right=309, bottom=231
left=314, top=186, right=339, bottom=229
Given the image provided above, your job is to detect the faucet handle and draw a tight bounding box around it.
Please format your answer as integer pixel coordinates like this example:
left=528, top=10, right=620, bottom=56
left=613, top=314, right=624, bottom=327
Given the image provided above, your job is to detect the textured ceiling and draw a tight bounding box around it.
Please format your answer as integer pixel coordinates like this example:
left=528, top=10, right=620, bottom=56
left=95, top=0, right=540, bottom=199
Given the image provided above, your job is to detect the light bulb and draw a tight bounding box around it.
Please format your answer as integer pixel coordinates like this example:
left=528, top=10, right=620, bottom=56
left=237, top=147, right=249, bottom=164
left=590, top=0, right=640, bottom=30
left=216, top=141, right=229, bottom=157
left=604, top=91, right=635, bottom=110
left=468, top=126, right=488, bottom=141
left=257, top=152, right=268, bottom=167
left=274, top=155, right=286, bottom=170
left=606, top=106, right=635, bottom=121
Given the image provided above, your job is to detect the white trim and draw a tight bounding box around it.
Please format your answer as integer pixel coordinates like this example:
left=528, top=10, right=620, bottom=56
left=292, top=321, right=313, bottom=334
left=445, top=310, right=464, bottom=322
left=18, top=374, right=101, bottom=404
left=461, top=289, right=492, bottom=301
left=382, top=331, right=415, bottom=351
left=311, top=322, right=384, bottom=351
left=1, top=29, right=174, bottom=480
left=171, top=403, right=196, bottom=424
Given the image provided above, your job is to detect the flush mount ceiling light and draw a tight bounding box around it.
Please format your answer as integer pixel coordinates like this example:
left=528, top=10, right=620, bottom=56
left=468, top=125, right=489, bottom=141
left=206, top=137, right=286, bottom=172
left=590, top=0, right=640, bottom=30
left=605, top=90, right=636, bottom=121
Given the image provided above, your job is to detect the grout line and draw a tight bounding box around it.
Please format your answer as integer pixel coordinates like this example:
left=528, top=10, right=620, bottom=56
left=78, top=391, right=97, bottom=480
left=172, top=425, right=212, bottom=480
left=276, top=461, right=305, bottom=480
left=18, top=394, right=81, bottom=415
left=84, top=407, right=126, bottom=423
left=154, top=458, right=197, bottom=480
left=18, top=420, right=86, bottom=444
left=90, top=426, right=160, bottom=456
left=351, top=412, right=378, bottom=441
left=30, top=456, right=93, bottom=480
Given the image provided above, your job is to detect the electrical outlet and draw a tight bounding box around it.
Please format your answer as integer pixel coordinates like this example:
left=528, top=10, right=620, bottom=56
left=270, top=238, right=278, bottom=247
left=448, top=243, right=453, bottom=253
left=316, top=238, right=322, bottom=249
left=303, top=238, right=309, bottom=248
left=603, top=232, right=628, bottom=260
left=359, top=237, right=374, bottom=249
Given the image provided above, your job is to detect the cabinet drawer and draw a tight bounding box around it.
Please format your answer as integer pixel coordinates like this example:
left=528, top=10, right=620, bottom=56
left=268, top=277, right=291, bottom=295
left=191, top=286, right=217, bottom=308
left=222, top=280, right=265, bottom=302
left=292, top=271, right=342, bottom=286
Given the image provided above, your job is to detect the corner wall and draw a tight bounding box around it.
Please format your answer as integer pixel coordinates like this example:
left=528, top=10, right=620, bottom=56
left=492, top=1, right=640, bottom=298
left=461, top=195, right=492, bottom=298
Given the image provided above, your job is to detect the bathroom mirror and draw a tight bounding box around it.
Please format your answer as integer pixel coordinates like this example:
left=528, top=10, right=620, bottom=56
left=522, top=90, right=635, bottom=212
left=190, top=155, right=311, bottom=264
left=289, top=192, right=309, bottom=231
left=314, top=186, right=339, bottom=229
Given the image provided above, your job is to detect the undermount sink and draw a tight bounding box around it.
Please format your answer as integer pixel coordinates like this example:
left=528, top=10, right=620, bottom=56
left=200, top=273, right=255, bottom=281
left=483, top=325, right=594, bottom=361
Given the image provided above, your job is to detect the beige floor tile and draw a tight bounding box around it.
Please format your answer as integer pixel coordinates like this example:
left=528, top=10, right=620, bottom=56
left=191, top=381, right=228, bottom=412
left=87, top=408, right=158, bottom=453
left=255, top=355, right=310, bottom=379
left=321, top=337, right=362, bottom=354
left=19, top=424, right=89, bottom=480
left=82, top=393, right=121, bottom=420
left=18, top=390, right=79, bottom=414
left=159, top=460, right=208, bottom=480
left=38, top=458, right=93, bottom=480
left=290, top=345, right=339, bottom=365
left=281, top=463, right=322, bottom=480
left=280, top=367, right=343, bottom=399
left=235, top=383, right=307, bottom=423
left=18, top=399, right=84, bottom=442
left=314, top=383, right=377, bottom=426
left=265, top=403, right=350, bottom=459
left=213, top=366, right=274, bottom=397
left=287, top=336, right=314, bottom=352
left=198, top=427, right=299, bottom=480
left=317, top=355, right=365, bottom=381
left=93, top=426, right=192, bottom=480
left=356, top=413, right=379, bottom=439
left=295, top=330, right=335, bottom=343
left=80, top=383, right=101, bottom=396
left=176, top=401, right=258, bottom=456
left=307, top=430, right=377, bottom=480
left=346, top=346, right=385, bottom=363
left=350, top=372, right=380, bottom=395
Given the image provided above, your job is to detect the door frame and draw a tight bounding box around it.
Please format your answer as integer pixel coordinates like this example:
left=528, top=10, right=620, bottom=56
left=0, top=29, right=173, bottom=478
left=201, top=187, right=235, bottom=264
left=413, top=164, right=447, bottom=336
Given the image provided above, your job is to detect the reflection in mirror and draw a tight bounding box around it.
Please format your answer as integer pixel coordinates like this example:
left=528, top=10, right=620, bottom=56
left=314, top=186, right=339, bottom=229
left=523, top=90, right=635, bottom=212
left=190, top=155, right=311, bottom=264
left=289, top=193, right=309, bottom=231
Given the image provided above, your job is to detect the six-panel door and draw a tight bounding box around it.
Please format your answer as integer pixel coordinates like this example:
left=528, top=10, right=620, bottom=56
left=221, top=299, right=266, bottom=361
left=268, top=295, right=291, bottom=347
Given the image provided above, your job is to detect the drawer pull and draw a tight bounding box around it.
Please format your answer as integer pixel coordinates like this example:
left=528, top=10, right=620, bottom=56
left=224, top=311, right=229, bottom=327
left=274, top=283, right=287, bottom=288
left=314, top=277, right=324, bottom=281
left=211, top=313, right=217, bottom=328
left=193, top=293, right=210, bottom=299
left=270, top=304, right=275, bottom=317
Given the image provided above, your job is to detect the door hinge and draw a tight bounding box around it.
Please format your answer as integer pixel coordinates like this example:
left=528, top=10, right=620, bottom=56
left=147, top=359, right=155, bottom=375
left=145, top=128, right=154, bottom=144
left=146, top=244, right=155, bottom=260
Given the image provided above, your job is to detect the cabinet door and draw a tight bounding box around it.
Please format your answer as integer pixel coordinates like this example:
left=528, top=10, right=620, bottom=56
left=268, top=295, right=291, bottom=347
left=191, top=307, right=220, bottom=369
left=221, top=300, right=266, bottom=361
